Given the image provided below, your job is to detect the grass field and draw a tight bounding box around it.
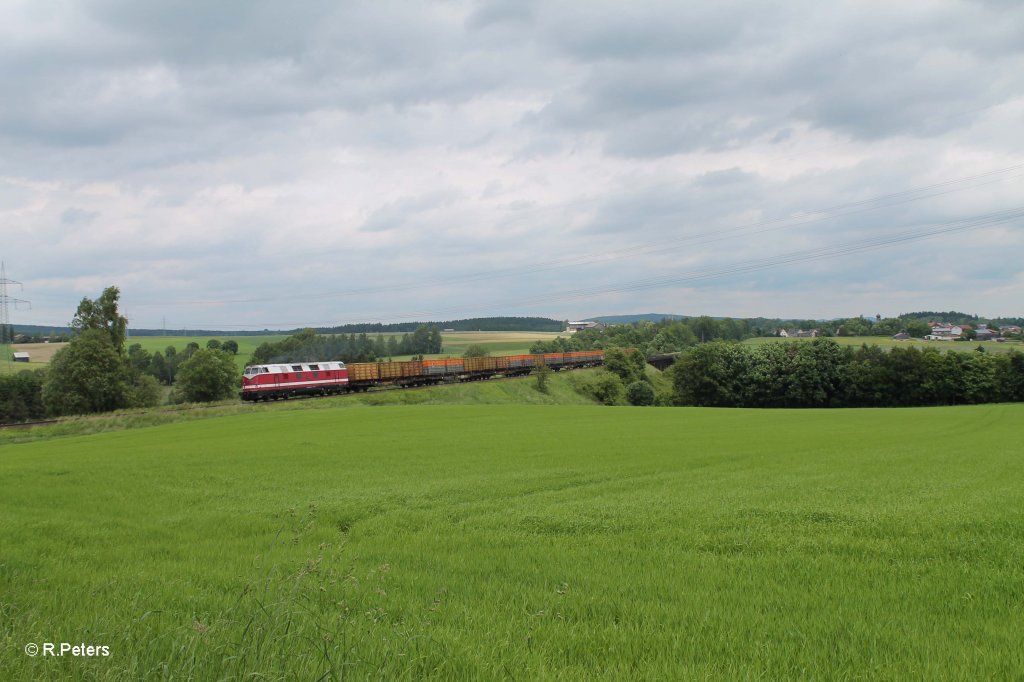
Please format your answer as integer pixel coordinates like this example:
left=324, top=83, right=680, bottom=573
left=2, top=401, right=1022, bottom=679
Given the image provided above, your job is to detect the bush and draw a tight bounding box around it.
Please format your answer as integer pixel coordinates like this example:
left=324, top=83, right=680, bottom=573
left=581, top=372, right=625, bottom=406
left=463, top=344, right=490, bottom=358
left=129, top=374, right=164, bottom=408
left=625, top=380, right=655, bottom=406
left=0, top=370, right=47, bottom=422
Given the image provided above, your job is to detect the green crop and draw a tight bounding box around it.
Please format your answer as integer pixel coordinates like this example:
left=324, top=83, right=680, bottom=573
left=2, top=404, right=1022, bottom=679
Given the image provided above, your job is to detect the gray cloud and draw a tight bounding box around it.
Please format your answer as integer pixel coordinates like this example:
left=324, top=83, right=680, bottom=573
left=1, top=0, right=1022, bottom=328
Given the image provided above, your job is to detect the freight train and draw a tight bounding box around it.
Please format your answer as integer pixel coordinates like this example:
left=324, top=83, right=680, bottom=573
left=239, top=351, right=605, bottom=401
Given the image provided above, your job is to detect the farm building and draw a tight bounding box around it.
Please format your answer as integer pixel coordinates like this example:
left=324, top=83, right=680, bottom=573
left=975, top=325, right=1001, bottom=341
left=566, top=321, right=605, bottom=333
left=12, top=352, right=30, bottom=362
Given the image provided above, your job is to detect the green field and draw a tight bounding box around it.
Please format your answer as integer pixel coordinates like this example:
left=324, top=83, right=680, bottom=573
left=2, top=399, right=1022, bottom=679
left=114, top=331, right=566, bottom=369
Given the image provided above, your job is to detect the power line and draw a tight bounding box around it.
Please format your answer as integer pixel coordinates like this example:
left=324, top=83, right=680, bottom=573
left=1, top=262, right=32, bottom=369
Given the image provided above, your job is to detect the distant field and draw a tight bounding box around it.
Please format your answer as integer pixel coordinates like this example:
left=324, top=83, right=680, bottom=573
left=128, top=331, right=568, bottom=366
left=414, top=331, right=566, bottom=359
left=2, top=403, right=1022, bottom=679
left=742, top=335, right=1023, bottom=353
left=1, top=343, right=68, bottom=374
left=2, top=331, right=569, bottom=376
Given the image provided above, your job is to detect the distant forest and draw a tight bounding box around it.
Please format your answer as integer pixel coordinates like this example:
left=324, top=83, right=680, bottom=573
left=316, top=317, right=565, bottom=334
left=10, top=311, right=1024, bottom=341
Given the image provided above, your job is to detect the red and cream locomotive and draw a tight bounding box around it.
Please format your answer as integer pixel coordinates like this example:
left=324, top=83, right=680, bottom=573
left=240, top=361, right=349, bottom=401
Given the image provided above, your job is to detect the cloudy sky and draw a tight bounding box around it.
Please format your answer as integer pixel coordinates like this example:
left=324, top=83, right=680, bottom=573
left=2, top=0, right=1023, bottom=330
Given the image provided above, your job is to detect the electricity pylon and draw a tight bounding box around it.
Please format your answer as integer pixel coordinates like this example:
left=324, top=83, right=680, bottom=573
left=0, top=262, right=31, bottom=370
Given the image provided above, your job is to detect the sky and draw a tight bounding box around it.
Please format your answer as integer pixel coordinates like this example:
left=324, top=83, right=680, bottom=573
left=2, top=0, right=1023, bottom=331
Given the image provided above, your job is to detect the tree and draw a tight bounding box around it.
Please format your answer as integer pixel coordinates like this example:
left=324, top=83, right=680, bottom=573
left=149, top=351, right=170, bottom=385
left=174, top=349, right=239, bottom=403
left=71, top=286, right=128, bottom=354
left=533, top=361, right=552, bottom=393
left=604, top=348, right=643, bottom=384
left=128, top=343, right=152, bottom=375
left=129, top=374, right=163, bottom=408
left=463, top=344, right=490, bottom=358
left=221, top=339, right=239, bottom=355
left=837, top=317, right=872, bottom=337
left=0, top=370, right=46, bottom=422
left=43, top=329, right=132, bottom=415
left=997, top=351, right=1024, bottom=402
left=670, top=342, right=749, bottom=407
left=690, top=316, right=720, bottom=343
left=905, top=320, right=931, bottom=338
left=206, top=339, right=222, bottom=350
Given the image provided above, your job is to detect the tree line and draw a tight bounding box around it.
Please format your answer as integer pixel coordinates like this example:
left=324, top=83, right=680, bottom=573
left=1, top=325, right=72, bottom=344
left=670, top=340, right=1024, bottom=408
left=250, top=326, right=443, bottom=364
left=530, top=320, right=1024, bottom=408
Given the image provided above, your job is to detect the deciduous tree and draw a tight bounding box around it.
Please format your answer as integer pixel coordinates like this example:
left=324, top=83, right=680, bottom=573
left=174, top=349, right=239, bottom=403
left=71, top=286, right=128, bottom=354
left=43, top=329, right=132, bottom=415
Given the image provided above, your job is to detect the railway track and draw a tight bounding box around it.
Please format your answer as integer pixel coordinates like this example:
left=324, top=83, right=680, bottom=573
left=0, top=419, right=60, bottom=430
left=0, top=364, right=591, bottom=430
